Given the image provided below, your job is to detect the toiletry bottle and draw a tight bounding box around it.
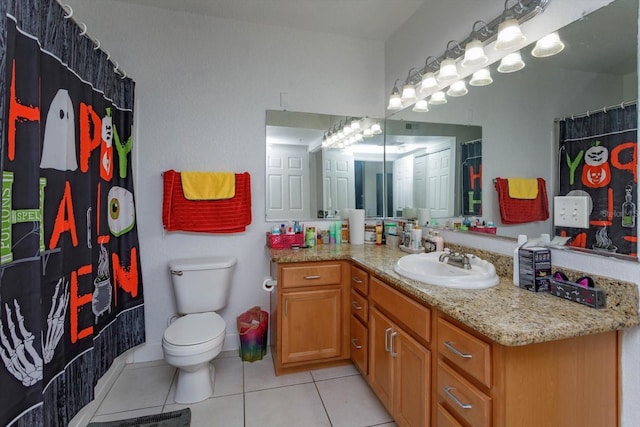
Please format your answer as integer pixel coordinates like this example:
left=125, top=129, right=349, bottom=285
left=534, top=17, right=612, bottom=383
left=375, top=223, right=383, bottom=245
left=335, top=222, right=342, bottom=244
left=432, top=232, right=444, bottom=251
left=306, top=228, right=316, bottom=247
left=513, top=234, right=527, bottom=286
left=329, top=223, right=336, bottom=244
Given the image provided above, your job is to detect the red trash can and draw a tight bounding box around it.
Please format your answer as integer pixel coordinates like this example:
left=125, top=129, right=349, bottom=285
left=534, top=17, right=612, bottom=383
left=237, top=306, right=268, bottom=362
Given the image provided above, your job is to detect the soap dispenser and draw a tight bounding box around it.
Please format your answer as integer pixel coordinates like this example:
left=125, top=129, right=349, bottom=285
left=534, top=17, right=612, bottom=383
left=513, top=234, right=527, bottom=286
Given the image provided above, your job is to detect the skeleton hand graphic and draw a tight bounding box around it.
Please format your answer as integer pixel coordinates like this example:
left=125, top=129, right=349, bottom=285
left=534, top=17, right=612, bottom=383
left=0, top=277, right=69, bottom=387
left=42, top=277, right=69, bottom=364
left=0, top=300, right=43, bottom=386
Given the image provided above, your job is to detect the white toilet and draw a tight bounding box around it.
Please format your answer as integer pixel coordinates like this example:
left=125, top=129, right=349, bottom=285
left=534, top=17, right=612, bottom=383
left=162, top=256, right=237, bottom=404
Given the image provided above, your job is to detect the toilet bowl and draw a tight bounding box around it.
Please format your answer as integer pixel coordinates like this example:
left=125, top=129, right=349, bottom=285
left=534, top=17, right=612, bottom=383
left=162, top=312, right=226, bottom=404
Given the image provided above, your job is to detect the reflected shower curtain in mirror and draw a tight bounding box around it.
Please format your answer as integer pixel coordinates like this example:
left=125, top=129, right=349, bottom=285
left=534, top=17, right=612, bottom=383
left=557, top=104, right=637, bottom=256
left=461, top=139, right=482, bottom=216
left=0, top=1, right=145, bottom=426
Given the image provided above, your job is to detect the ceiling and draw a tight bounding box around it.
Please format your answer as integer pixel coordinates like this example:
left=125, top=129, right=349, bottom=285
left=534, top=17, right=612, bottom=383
left=111, top=0, right=426, bottom=41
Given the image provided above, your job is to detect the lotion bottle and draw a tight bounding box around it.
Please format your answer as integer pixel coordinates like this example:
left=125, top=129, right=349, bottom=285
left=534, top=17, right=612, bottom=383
left=432, top=232, right=444, bottom=252
left=513, top=234, right=527, bottom=286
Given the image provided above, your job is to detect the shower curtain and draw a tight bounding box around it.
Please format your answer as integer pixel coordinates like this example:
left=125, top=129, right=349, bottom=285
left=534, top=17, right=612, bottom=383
left=557, top=104, right=637, bottom=256
left=0, top=1, right=145, bottom=426
left=461, top=139, right=482, bottom=216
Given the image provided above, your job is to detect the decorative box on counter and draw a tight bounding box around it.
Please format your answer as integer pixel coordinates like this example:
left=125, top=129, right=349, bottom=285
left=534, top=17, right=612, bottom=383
left=549, top=278, right=606, bottom=309
left=518, top=247, right=551, bottom=292
left=266, top=232, right=304, bottom=249
left=468, top=226, right=497, bottom=234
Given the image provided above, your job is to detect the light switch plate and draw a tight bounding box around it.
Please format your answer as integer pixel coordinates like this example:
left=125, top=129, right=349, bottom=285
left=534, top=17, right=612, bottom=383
left=554, top=196, right=590, bottom=228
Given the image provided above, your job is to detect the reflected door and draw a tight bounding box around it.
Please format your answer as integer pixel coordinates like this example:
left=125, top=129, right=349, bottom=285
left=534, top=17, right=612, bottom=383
left=427, top=149, right=453, bottom=217
left=267, top=145, right=310, bottom=219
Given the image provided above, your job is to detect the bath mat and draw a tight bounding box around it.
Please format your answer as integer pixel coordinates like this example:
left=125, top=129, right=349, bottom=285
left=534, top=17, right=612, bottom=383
left=87, top=408, right=190, bottom=427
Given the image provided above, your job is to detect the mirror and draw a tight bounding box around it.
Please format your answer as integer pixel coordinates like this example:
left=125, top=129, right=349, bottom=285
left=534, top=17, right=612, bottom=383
left=265, top=110, right=385, bottom=220
left=383, top=118, right=482, bottom=219
left=387, top=0, right=637, bottom=251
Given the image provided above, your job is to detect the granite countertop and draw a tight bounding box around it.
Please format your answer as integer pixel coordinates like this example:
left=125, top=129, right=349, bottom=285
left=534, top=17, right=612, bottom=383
left=267, top=243, right=639, bottom=346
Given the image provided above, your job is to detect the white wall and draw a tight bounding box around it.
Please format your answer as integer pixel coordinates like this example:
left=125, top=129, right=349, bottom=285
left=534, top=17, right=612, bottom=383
left=385, top=1, right=639, bottom=425
left=66, top=0, right=385, bottom=361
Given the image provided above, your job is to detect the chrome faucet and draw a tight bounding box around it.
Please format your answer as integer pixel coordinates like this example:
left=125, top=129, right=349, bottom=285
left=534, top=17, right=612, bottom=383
left=439, top=252, right=472, bottom=270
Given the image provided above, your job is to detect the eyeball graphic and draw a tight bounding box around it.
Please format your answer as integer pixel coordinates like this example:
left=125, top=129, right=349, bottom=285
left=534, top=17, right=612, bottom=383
left=107, top=186, right=135, bottom=236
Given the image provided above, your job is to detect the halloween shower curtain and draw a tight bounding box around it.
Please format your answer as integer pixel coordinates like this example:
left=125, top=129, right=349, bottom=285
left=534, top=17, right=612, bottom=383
left=460, top=139, right=482, bottom=216
left=557, top=104, right=637, bottom=256
left=0, top=1, right=145, bottom=426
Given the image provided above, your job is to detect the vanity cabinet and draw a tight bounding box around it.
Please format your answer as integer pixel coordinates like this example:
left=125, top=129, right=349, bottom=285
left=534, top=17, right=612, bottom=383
left=436, top=312, right=619, bottom=427
left=350, top=264, right=369, bottom=375
left=272, top=261, right=350, bottom=375
left=369, top=277, right=431, bottom=427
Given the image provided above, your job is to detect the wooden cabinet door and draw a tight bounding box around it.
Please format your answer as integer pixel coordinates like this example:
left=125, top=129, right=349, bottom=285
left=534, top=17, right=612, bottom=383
left=394, top=329, right=430, bottom=427
left=280, top=288, right=342, bottom=364
left=369, top=307, right=394, bottom=414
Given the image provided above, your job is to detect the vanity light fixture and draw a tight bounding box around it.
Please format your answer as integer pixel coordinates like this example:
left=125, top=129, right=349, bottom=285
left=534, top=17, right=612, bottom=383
left=371, top=122, right=382, bottom=134
left=388, top=0, right=550, bottom=112
left=531, top=32, right=565, bottom=57
left=363, top=128, right=373, bottom=138
left=447, top=80, right=469, bottom=97
left=429, top=91, right=447, bottom=105
left=401, top=68, right=419, bottom=105
left=469, top=67, right=493, bottom=86
left=437, top=41, right=463, bottom=82
left=350, top=118, right=361, bottom=131
left=497, top=51, right=525, bottom=72
left=387, top=79, right=404, bottom=111
left=412, top=99, right=429, bottom=112
left=420, top=56, right=440, bottom=94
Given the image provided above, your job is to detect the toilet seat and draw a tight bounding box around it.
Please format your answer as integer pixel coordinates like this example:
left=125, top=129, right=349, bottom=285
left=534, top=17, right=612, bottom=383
left=163, top=312, right=226, bottom=346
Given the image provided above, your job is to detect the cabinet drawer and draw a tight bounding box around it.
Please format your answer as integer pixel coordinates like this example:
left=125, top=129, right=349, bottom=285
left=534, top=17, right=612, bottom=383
left=437, top=360, right=491, bottom=427
left=437, top=403, right=464, bottom=427
left=280, top=263, right=342, bottom=288
left=350, top=315, right=368, bottom=375
left=350, top=289, right=368, bottom=324
left=438, top=317, right=491, bottom=388
left=370, top=277, right=431, bottom=342
left=351, top=265, right=369, bottom=295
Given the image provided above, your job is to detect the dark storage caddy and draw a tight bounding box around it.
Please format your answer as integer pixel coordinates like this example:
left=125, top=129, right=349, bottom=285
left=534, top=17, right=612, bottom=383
left=549, top=278, right=606, bottom=309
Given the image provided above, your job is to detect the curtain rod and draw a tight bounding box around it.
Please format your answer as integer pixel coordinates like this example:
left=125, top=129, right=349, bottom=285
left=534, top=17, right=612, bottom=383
left=55, top=0, right=128, bottom=79
left=555, top=100, right=637, bottom=122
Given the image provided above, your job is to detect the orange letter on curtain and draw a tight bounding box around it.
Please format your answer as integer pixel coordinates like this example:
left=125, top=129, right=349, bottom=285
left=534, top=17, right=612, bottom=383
left=8, top=60, right=40, bottom=160
left=70, top=265, right=93, bottom=343
left=79, top=103, right=102, bottom=172
left=112, top=247, right=140, bottom=306
left=611, top=142, right=637, bottom=182
left=49, top=181, right=79, bottom=249
left=469, top=165, right=482, bottom=190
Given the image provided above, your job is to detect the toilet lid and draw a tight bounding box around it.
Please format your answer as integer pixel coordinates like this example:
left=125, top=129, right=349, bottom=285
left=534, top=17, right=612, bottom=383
left=164, top=312, right=226, bottom=346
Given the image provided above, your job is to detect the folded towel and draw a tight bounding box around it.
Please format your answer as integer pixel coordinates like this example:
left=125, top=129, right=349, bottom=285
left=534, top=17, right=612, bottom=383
left=162, top=170, right=251, bottom=233
left=495, top=177, right=549, bottom=224
left=507, top=178, right=539, bottom=199
left=181, top=171, right=235, bottom=200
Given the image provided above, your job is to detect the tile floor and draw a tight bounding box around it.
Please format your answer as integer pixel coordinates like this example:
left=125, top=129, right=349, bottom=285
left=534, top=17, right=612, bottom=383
left=89, top=351, right=396, bottom=426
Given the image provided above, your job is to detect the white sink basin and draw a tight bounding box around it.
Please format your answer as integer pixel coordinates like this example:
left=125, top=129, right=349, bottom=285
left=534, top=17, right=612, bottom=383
left=394, top=251, right=499, bottom=289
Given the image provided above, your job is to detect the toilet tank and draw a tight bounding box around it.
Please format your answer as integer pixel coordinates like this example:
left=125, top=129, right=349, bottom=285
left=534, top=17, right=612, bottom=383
left=169, top=256, right=237, bottom=315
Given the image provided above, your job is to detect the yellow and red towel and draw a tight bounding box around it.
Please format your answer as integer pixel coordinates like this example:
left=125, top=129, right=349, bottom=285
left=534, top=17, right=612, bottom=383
left=494, top=177, right=549, bottom=224
left=162, top=170, right=251, bottom=233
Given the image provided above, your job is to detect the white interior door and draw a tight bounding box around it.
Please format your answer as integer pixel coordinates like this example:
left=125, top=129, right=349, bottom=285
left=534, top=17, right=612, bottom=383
left=393, top=155, right=414, bottom=215
left=266, top=144, right=310, bottom=219
left=323, top=150, right=354, bottom=216
left=427, top=148, right=453, bottom=217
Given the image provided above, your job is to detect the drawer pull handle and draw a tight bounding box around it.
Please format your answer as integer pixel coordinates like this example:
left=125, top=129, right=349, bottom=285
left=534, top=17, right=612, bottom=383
left=351, top=338, right=363, bottom=349
left=390, top=331, right=398, bottom=357
left=384, top=327, right=392, bottom=352
left=352, top=276, right=364, bottom=284
left=304, top=275, right=321, bottom=280
left=351, top=301, right=363, bottom=310
left=445, top=341, right=473, bottom=359
left=444, top=386, right=472, bottom=409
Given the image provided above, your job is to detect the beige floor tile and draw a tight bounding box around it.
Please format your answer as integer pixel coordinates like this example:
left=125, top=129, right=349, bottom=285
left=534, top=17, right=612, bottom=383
left=164, top=393, right=244, bottom=427
left=243, top=352, right=312, bottom=392
left=316, top=375, right=393, bottom=427
left=311, top=362, right=359, bottom=381
left=245, top=383, right=331, bottom=427
left=96, top=364, right=175, bottom=415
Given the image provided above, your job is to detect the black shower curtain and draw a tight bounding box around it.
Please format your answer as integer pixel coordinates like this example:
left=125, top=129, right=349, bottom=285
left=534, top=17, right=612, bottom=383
left=0, top=1, right=145, bottom=425
left=557, top=104, right=637, bottom=256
